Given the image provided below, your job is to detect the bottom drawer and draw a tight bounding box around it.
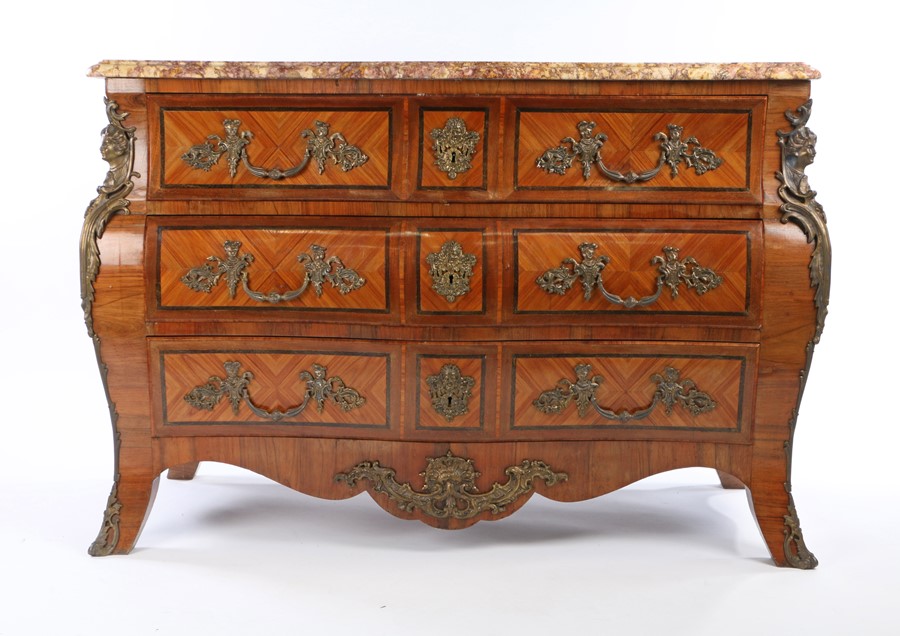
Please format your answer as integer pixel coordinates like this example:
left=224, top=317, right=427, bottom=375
left=150, top=338, right=401, bottom=438
left=501, top=342, right=756, bottom=442
left=150, top=338, right=756, bottom=443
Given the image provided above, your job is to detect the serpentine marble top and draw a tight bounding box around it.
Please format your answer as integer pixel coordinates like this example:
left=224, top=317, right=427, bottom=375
left=89, top=61, right=820, bottom=81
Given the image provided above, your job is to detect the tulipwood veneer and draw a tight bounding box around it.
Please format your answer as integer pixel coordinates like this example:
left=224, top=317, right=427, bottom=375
left=82, top=61, right=826, bottom=568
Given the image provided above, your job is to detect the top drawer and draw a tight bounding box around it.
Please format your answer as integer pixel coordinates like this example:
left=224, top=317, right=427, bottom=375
left=149, top=95, right=402, bottom=200
left=507, top=96, right=766, bottom=205
left=147, top=94, right=765, bottom=207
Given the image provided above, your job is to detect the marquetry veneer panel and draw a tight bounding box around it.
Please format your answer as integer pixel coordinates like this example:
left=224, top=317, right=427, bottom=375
left=154, top=222, right=392, bottom=314
left=510, top=223, right=758, bottom=321
left=151, top=339, right=399, bottom=436
left=149, top=95, right=397, bottom=198
left=505, top=342, right=757, bottom=441
left=417, top=109, right=488, bottom=190
left=509, top=97, right=765, bottom=203
left=85, top=61, right=824, bottom=566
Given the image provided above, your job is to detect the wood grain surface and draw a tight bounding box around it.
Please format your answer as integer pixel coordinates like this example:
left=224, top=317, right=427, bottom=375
left=84, top=72, right=820, bottom=566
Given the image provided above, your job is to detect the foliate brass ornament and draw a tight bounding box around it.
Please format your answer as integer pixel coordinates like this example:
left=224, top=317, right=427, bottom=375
left=776, top=99, right=828, bottom=570
left=533, top=364, right=716, bottom=421
left=87, top=480, right=122, bottom=557
left=777, top=100, right=829, bottom=347
left=425, top=364, right=476, bottom=422
left=181, top=118, right=249, bottom=176
left=425, top=240, right=477, bottom=303
left=335, top=452, right=568, bottom=520
left=536, top=121, right=723, bottom=182
left=184, top=361, right=365, bottom=421
left=429, top=117, right=480, bottom=179
left=537, top=243, right=722, bottom=308
left=783, top=491, right=818, bottom=569
left=181, top=118, right=368, bottom=180
left=81, top=99, right=140, bottom=338
left=81, top=99, right=139, bottom=557
left=181, top=241, right=365, bottom=303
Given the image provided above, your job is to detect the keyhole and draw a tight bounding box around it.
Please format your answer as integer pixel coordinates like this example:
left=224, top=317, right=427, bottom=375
left=448, top=274, right=454, bottom=285
left=451, top=151, right=457, bottom=163
left=447, top=396, right=454, bottom=408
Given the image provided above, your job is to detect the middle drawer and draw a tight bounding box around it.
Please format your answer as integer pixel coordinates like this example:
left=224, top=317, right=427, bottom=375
left=147, top=216, right=760, bottom=329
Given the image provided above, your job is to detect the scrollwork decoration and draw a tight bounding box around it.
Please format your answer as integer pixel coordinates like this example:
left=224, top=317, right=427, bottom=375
left=537, top=243, right=722, bottom=308
left=536, top=121, right=723, bottom=182
left=181, top=118, right=368, bottom=180
left=81, top=99, right=140, bottom=338
left=87, top=480, right=122, bottom=557
left=533, top=364, right=716, bottom=422
left=81, top=99, right=139, bottom=557
left=184, top=361, right=365, bottom=421
left=425, top=240, right=477, bottom=303
left=777, top=100, right=829, bottom=347
left=181, top=240, right=365, bottom=304
left=783, top=492, right=818, bottom=569
left=335, top=452, right=567, bottom=520
left=776, top=99, right=827, bottom=569
left=430, top=117, right=480, bottom=179
left=425, top=364, right=475, bottom=422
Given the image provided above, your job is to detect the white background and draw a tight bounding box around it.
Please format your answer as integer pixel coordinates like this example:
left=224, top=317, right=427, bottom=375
left=1, top=1, right=897, bottom=634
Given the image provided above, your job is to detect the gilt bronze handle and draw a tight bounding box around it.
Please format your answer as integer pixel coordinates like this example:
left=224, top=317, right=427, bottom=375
left=184, top=361, right=365, bottom=421
left=536, top=121, right=722, bottom=182
left=181, top=240, right=365, bottom=304
left=181, top=118, right=368, bottom=180
left=536, top=244, right=722, bottom=309
left=533, top=364, right=716, bottom=421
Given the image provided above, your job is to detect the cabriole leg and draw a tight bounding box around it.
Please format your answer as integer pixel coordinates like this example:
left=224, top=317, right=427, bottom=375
left=88, top=474, right=159, bottom=556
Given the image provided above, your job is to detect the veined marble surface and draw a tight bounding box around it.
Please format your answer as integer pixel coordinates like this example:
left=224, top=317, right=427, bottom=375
left=89, top=61, right=820, bottom=81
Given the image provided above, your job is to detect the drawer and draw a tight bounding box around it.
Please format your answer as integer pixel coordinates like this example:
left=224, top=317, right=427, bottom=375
left=150, top=338, right=401, bottom=437
left=149, top=338, right=752, bottom=443
left=149, top=96, right=401, bottom=199
left=409, top=99, right=500, bottom=199
left=406, top=344, right=500, bottom=439
left=405, top=222, right=499, bottom=325
left=506, top=220, right=761, bottom=328
left=502, top=341, right=756, bottom=443
left=147, top=216, right=399, bottom=323
left=506, top=97, right=766, bottom=204
left=148, top=216, right=758, bottom=330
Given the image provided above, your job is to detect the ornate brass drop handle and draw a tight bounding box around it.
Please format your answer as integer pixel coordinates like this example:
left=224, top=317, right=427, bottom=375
left=181, top=118, right=368, bottom=180
left=533, top=364, right=716, bottom=421
left=335, top=451, right=567, bottom=520
left=536, top=244, right=722, bottom=308
left=181, top=240, right=365, bottom=304
left=536, top=121, right=723, bottom=182
left=184, top=361, right=365, bottom=421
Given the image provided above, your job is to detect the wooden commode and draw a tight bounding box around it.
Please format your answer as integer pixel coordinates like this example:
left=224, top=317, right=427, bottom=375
left=82, top=61, right=827, bottom=568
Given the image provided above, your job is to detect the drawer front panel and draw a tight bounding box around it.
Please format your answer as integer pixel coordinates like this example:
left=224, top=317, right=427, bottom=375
left=511, top=224, right=758, bottom=322
left=151, top=97, right=395, bottom=197
left=152, top=219, right=394, bottom=318
left=408, top=224, right=498, bottom=325
left=149, top=339, right=754, bottom=442
left=510, top=97, right=765, bottom=203
left=504, top=342, right=756, bottom=441
left=151, top=339, right=399, bottom=436
left=407, top=345, right=500, bottom=439
left=418, top=108, right=488, bottom=190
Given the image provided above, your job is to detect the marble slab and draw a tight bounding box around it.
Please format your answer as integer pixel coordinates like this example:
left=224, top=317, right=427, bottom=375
left=89, top=61, right=820, bottom=81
